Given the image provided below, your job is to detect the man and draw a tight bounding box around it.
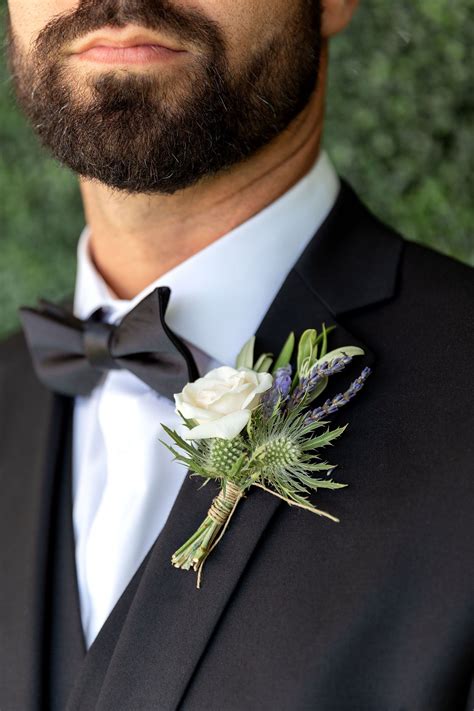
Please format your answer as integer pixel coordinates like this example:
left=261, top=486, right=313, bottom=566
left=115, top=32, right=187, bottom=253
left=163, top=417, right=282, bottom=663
left=1, top=0, right=473, bottom=709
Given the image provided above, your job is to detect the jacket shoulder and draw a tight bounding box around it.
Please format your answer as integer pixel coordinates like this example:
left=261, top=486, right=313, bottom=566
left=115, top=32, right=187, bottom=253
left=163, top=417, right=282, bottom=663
left=399, top=240, right=473, bottom=333
left=402, top=239, right=473, bottom=294
left=0, top=329, right=32, bottom=377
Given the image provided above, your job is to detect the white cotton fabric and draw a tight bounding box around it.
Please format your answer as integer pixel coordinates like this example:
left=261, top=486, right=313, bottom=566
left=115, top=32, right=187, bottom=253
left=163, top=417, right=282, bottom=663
left=72, top=150, right=340, bottom=648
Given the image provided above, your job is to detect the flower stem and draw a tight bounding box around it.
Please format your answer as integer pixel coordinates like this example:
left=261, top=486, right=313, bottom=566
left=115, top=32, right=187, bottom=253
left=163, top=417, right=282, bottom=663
left=171, top=481, right=245, bottom=587
left=251, top=482, right=340, bottom=522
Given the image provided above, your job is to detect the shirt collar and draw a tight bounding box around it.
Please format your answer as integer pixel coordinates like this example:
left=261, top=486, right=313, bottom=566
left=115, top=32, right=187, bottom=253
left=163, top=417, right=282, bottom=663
left=74, top=150, right=340, bottom=366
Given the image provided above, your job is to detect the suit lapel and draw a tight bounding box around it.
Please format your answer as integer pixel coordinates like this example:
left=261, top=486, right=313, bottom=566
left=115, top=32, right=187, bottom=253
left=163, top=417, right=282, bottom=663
left=294, top=179, right=403, bottom=317
left=67, top=181, right=400, bottom=710
left=0, top=332, right=71, bottom=710
left=0, top=181, right=402, bottom=711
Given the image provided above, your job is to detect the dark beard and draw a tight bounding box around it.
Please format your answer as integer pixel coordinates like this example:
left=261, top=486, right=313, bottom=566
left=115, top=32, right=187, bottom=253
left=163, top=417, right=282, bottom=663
left=7, top=0, right=322, bottom=195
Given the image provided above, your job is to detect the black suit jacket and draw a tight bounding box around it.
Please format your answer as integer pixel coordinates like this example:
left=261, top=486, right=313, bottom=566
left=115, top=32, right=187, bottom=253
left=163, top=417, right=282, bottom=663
left=0, top=182, right=473, bottom=710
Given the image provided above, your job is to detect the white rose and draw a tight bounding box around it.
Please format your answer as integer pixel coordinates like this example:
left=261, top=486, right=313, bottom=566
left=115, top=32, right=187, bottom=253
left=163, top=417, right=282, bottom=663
left=174, top=366, right=273, bottom=440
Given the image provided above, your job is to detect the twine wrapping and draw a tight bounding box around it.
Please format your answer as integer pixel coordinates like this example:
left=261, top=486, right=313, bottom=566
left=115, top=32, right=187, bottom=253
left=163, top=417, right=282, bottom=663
left=196, top=482, right=245, bottom=587
left=171, top=480, right=246, bottom=588
left=207, top=482, right=243, bottom=525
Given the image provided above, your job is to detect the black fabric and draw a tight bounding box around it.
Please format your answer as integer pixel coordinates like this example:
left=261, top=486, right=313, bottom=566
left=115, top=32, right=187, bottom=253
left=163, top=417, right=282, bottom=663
left=0, top=181, right=473, bottom=710
left=18, top=286, right=200, bottom=400
left=44, top=399, right=86, bottom=711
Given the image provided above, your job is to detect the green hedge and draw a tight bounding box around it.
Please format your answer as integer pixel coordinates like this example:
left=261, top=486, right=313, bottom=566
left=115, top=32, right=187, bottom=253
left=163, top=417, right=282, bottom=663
left=1, top=1, right=472, bottom=337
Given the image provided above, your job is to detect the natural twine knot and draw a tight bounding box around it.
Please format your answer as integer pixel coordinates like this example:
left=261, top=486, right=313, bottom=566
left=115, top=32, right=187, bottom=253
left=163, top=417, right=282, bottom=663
left=207, top=481, right=243, bottom=525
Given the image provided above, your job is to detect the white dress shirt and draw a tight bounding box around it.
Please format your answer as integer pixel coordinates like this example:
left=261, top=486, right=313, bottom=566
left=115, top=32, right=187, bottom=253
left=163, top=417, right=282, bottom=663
left=72, top=150, right=340, bottom=649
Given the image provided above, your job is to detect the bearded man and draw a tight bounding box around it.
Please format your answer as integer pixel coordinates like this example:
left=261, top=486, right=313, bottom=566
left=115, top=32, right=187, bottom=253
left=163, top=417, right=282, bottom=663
left=1, top=1, right=473, bottom=709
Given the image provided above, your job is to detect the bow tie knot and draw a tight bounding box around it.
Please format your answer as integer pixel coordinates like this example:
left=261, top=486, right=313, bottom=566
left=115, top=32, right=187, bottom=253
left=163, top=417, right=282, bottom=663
left=19, top=286, right=199, bottom=400
left=83, top=312, right=119, bottom=371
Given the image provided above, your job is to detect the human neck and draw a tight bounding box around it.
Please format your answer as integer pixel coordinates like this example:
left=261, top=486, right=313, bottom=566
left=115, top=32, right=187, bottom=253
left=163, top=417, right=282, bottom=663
left=79, top=58, right=327, bottom=299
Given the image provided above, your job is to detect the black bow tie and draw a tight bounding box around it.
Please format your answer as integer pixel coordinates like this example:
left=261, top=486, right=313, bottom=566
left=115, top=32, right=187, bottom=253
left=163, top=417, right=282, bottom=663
left=19, top=286, right=200, bottom=400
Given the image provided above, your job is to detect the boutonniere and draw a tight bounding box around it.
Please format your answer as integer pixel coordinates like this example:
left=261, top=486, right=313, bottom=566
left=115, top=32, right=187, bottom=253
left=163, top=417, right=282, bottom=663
left=160, top=326, right=371, bottom=588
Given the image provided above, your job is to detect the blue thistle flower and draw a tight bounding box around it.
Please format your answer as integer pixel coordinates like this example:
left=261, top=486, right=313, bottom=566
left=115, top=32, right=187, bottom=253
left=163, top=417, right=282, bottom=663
left=304, top=367, right=372, bottom=424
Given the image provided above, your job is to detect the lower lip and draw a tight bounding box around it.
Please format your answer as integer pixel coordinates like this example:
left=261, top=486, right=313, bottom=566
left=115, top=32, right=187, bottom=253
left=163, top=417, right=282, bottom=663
left=76, top=44, right=184, bottom=65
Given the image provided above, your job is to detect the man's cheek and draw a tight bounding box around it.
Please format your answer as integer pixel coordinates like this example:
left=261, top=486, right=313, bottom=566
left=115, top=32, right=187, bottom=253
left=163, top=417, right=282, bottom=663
left=8, top=0, right=77, bottom=49
left=189, top=0, right=278, bottom=64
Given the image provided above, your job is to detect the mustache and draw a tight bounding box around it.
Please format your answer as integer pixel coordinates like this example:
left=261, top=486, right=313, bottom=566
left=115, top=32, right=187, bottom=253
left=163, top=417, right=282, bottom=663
left=32, top=0, right=225, bottom=58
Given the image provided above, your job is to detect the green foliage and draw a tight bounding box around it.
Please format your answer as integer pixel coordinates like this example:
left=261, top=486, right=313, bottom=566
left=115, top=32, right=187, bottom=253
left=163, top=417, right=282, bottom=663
left=272, top=331, right=295, bottom=373
left=253, top=352, right=273, bottom=373
left=318, top=346, right=364, bottom=366
left=297, top=329, right=319, bottom=379
left=237, top=335, right=273, bottom=372
left=325, top=2, right=474, bottom=264
left=235, top=336, right=256, bottom=369
left=1, top=1, right=472, bottom=339
left=295, top=325, right=337, bottom=386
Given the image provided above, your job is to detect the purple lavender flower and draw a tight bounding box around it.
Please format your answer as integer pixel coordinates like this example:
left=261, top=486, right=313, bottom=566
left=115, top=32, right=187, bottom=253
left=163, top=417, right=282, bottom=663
left=261, top=365, right=292, bottom=417
left=287, top=355, right=353, bottom=410
left=304, top=367, right=372, bottom=424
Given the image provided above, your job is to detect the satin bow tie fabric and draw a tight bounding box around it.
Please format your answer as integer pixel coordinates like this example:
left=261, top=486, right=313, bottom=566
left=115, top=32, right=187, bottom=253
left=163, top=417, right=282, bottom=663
left=19, top=287, right=200, bottom=401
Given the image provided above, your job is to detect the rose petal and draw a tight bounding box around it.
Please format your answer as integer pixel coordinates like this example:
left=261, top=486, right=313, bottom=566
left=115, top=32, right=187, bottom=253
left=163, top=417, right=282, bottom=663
left=175, top=389, right=223, bottom=422
left=175, top=366, right=273, bottom=433
left=202, top=366, right=239, bottom=382
left=240, top=372, right=273, bottom=409
left=184, top=410, right=251, bottom=441
left=209, top=385, right=254, bottom=415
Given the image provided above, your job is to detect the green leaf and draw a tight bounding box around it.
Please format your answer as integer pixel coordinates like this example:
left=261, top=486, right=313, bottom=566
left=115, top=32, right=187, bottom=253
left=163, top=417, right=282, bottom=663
left=315, top=324, right=336, bottom=358
left=311, top=376, right=329, bottom=400
left=236, top=336, right=256, bottom=369
left=197, top=478, right=212, bottom=490
left=272, top=331, right=295, bottom=373
left=160, top=423, right=196, bottom=456
left=229, top=452, right=247, bottom=479
left=293, top=469, right=347, bottom=490
left=175, top=410, right=199, bottom=430
left=301, top=461, right=336, bottom=472
left=306, top=425, right=348, bottom=449
left=297, top=329, right=318, bottom=377
left=158, top=438, right=192, bottom=466
left=317, top=346, right=365, bottom=366
left=254, top=353, right=274, bottom=373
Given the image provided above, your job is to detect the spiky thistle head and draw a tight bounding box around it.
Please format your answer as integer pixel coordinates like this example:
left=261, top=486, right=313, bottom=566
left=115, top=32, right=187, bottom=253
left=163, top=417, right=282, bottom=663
left=244, top=406, right=347, bottom=507
left=256, top=435, right=302, bottom=475
left=207, top=436, right=247, bottom=475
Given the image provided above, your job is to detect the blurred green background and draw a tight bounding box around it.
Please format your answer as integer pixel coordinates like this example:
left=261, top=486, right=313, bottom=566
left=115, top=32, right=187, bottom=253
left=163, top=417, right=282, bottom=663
left=0, top=1, right=473, bottom=338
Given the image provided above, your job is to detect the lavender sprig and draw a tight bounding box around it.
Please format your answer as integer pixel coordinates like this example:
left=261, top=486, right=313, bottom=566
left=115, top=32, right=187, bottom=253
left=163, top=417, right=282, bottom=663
left=287, top=355, right=353, bottom=410
left=261, top=365, right=293, bottom=418
left=304, top=367, right=372, bottom=424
